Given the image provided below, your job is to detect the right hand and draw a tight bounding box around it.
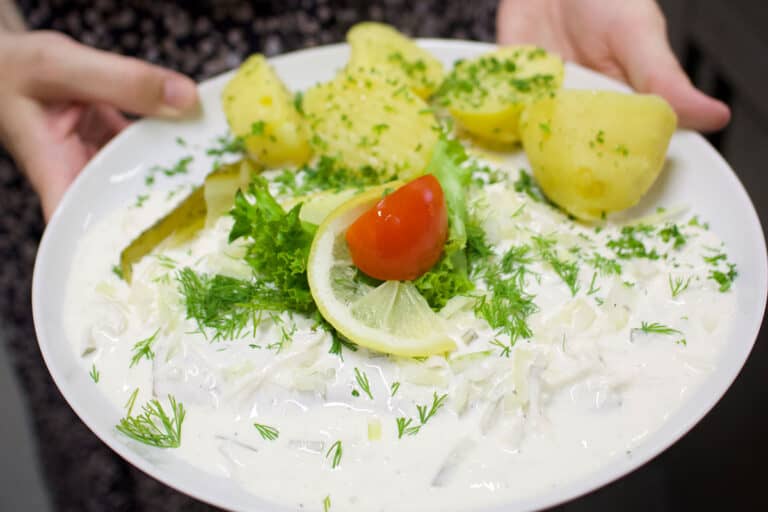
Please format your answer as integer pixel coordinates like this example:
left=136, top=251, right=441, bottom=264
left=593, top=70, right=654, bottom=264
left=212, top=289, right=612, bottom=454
left=0, top=31, right=200, bottom=220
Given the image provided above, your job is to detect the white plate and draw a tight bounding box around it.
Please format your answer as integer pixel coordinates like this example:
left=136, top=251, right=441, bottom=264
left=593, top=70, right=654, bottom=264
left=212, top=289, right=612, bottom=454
left=33, top=40, right=767, bottom=511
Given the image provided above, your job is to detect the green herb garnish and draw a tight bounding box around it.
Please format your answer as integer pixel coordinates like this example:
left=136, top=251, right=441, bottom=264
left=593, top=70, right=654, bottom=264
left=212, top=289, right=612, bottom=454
left=116, top=395, right=185, bottom=448
left=129, top=329, right=160, bottom=368
left=638, top=321, right=682, bottom=336
left=354, top=367, right=373, bottom=400
left=253, top=423, right=279, bottom=441
left=89, top=364, right=100, bottom=383
left=326, top=440, right=343, bottom=469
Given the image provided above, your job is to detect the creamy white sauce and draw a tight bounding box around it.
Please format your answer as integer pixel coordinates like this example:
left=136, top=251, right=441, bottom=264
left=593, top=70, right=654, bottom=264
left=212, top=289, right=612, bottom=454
left=64, top=165, right=735, bottom=512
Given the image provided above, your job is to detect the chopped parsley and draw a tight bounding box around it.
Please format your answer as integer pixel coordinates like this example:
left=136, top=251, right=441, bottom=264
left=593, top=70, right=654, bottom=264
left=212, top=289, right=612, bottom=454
left=658, top=224, right=686, bottom=249
left=116, top=395, right=185, bottom=448
left=146, top=156, right=193, bottom=186
left=702, top=250, right=737, bottom=292
left=607, top=225, right=659, bottom=260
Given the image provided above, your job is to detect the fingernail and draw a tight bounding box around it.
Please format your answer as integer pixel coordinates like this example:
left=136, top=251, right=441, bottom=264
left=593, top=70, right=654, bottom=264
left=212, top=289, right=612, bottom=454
left=162, top=76, right=199, bottom=114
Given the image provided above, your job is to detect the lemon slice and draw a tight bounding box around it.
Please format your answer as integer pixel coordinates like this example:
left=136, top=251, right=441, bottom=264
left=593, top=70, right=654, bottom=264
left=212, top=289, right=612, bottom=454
left=307, top=184, right=456, bottom=357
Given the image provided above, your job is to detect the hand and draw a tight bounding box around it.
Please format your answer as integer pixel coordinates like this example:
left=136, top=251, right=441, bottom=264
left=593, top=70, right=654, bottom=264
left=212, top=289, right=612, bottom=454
left=496, top=0, right=730, bottom=132
left=0, top=31, right=199, bottom=220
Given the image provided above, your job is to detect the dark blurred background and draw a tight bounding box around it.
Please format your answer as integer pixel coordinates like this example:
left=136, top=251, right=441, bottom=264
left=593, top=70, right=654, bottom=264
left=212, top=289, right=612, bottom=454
left=0, top=0, right=765, bottom=510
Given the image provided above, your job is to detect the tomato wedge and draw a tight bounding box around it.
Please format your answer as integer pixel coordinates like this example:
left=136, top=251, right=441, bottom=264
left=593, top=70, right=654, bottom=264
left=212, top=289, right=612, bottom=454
left=345, top=175, right=448, bottom=281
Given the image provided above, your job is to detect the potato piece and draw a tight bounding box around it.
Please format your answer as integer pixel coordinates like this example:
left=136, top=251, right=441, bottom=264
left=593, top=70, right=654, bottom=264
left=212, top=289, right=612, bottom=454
left=347, top=22, right=444, bottom=99
left=436, top=46, right=563, bottom=144
left=520, top=90, right=677, bottom=220
left=222, top=54, right=312, bottom=167
left=303, top=68, right=439, bottom=179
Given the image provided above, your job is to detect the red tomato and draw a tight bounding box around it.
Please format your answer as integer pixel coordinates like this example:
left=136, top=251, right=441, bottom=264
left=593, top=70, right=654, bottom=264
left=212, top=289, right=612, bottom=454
left=345, top=175, right=448, bottom=281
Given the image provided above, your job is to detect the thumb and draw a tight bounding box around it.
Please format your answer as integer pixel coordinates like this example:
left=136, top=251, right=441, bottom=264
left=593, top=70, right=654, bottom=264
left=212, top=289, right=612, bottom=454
left=18, top=32, right=199, bottom=118
left=610, top=21, right=730, bottom=132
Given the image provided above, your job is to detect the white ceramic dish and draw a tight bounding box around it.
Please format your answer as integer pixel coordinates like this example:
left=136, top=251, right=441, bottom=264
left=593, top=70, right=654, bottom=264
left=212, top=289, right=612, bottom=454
left=33, top=40, right=767, bottom=511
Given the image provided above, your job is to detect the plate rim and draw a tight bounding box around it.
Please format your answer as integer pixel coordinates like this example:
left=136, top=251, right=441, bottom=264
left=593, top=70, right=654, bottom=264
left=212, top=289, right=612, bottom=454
left=32, top=38, right=768, bottom=512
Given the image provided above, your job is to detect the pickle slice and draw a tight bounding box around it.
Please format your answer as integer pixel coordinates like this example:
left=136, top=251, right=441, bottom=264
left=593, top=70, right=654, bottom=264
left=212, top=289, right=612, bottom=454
left=119, top=160, right=255, bottom=283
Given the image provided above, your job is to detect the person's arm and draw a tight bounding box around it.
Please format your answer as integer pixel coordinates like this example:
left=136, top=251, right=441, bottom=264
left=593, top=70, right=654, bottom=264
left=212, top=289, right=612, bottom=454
left=496, top=0, right=730, bottom=132
left=0, top=27, right=199, bottom=220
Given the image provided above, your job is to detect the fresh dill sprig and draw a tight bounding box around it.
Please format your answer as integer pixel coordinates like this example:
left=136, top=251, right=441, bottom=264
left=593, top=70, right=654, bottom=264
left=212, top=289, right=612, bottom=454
left=668, top=274, right=692, bottom=298
left=116, top=395, right=186, bottom=448
left=354, top=368, right=373, bottom=400
left=396, top=392, right=448, bottom=439
left=177, top=268, right=313, bottom=342
left=327, top=329, right=358, bottom=359
left=129, top=329, right=160, bottom=368
left=396, top=417, right=420, bottom=438
left=154, top=254, right=177, bottom=269
left=89, top=364, right=100, bottom=383
left=417, top=392, right=448, bottom=425
left=532, top=235, right=580, bottom=295
left=253, top=423, right=279, bottom=441
left=587, top=253, right=622, bottom=276
left=390, top=381, right=401, bottom=397
left=326, top=440, right=343, bottom=469
left=638, top=321, right=682, bottom=336
left=587, top=272, right=600, bottom=295
left=475, top=252, right=538, bottom=344
left=125, top=388, right=140, bottom=416
left=513, top=169, right=549, bottom=203
left=490, top=339, right=512, bottom=358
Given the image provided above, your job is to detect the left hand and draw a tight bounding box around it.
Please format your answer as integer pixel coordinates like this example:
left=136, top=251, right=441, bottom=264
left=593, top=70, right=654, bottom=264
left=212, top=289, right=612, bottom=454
left=496, top=0, right=730, bottom=132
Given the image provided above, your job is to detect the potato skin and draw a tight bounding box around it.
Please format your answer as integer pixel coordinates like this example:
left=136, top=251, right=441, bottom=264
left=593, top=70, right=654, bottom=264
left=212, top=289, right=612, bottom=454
left=347, top=22, right=444, bottom=99
left=222, top=54, right=312, bottom=167
left=303, top=67, right=439, bottom=179
left=520, top=90, right=677, bottom=220
left=436, top=46, right=564, bottom=144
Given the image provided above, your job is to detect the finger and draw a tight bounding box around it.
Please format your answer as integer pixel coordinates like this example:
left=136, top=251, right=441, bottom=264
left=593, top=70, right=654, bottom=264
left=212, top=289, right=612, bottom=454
left=17, top=32, right=199, bottom=119
left=0, top=97, right=88, bottom=220
left=609, top=14, right=730, bottom=132
left=76, top=104, right=129, bottom=148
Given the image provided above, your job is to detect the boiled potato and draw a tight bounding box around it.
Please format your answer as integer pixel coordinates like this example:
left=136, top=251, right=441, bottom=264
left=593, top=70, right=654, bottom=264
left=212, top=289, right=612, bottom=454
left=347, top=22, right=444, bottom=99
left=303, top=67, right=439, bottom=179
left=520, top=90, right=677, bottom=220
left=222, top=54, right=312, bottom=167
left=436, top=46, right=563, bottom=144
